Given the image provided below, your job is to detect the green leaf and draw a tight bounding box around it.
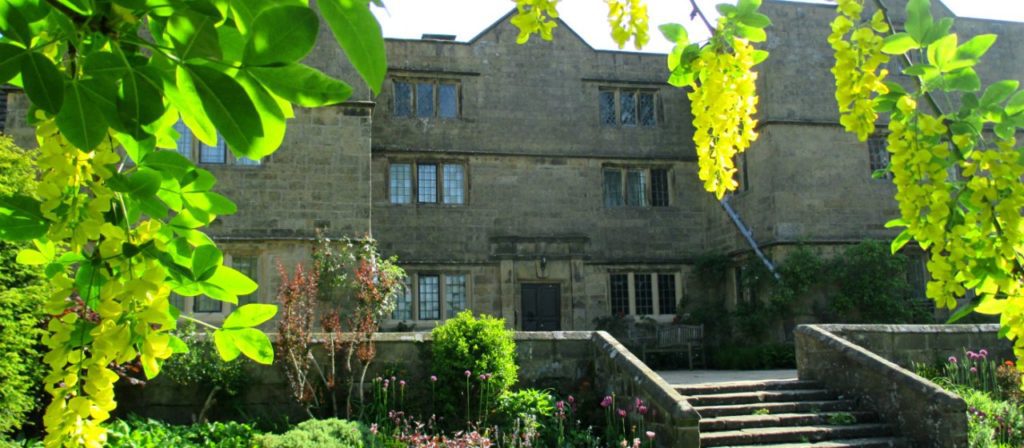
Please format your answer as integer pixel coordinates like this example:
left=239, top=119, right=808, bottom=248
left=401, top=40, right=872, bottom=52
left=109, top=168, right=161, bottom=198
left=168, top=334, right=189, bottom=354
left=185, top=64, right=264, bottom=158
left=927, top=33, right=956, bottom=71
left=739, top=12, right=772, bottom=29
left=980, top=80, right=1019, bottom=107
left=248, top=64, right=353, bottom=107
left=243, top=5, right=319, bottom=66
left=734, top=24, right=766, bottom=43
left=75, top=261, right=106, bottom=310
left=118, top=65, right=166, bottom=137
left=166, top=8, right=222, bottom=60
left=1006, top=91, right=1024, bottom=116
left=736, top=0, right=761, bottom=14
left=319, top=0, right=387, bottom=95
left=0, top=2, right=32, bottom=45
left=945, top=300, right=978, bottom=324
left=716, top=3, right=737, bottom=17
left=658, top=23, right=687, bottom=44
left=944, top=67, right=980, bottom=92
left=16, top=248, right=47, bottom=265
left=171, top=65, right=218, bottom=147
left=206, top=265, right=258, bottom=296
left=229, top=0, right=301, bottom=35
left=54, top=0, right=93, bottom=15
left=0, top=195, right=49, bottom=241
left=142, top=150, right=195, bottom=180
left=223, top=303, right=277, bottom=329
left=21, top=52, right=64, bottom=114
left=191, top=244, right=222, bottom=281
left=905, top=0, right=933, bottom=44
left=884, top=218, right=907, bottom=229
left=751, top=50, right=769, bottom=65
left=921, top=17, right=953, bottom=46
left=234, top=72, right=286, bottom=159
left=951, top=34, right=995, bottom=69
left=881, top=33, right=919, bottom=55
left=995, top=122, right=1015, bottom=141
left=213, top=329, right=242, bottom=361
left=56, top=81, right=109, bottom=150
left=227, top=328, right=274, bottom=364
left=0, top=43, right=26, bottom=85
left=891, top=229, right=912, bottom=254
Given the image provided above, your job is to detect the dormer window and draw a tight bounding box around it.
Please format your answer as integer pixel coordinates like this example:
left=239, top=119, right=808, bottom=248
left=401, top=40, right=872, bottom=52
left=393, top=77, right=460, bottom=119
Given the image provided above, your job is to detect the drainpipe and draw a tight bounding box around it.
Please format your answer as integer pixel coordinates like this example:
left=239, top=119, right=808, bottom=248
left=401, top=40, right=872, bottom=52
left=720, top=195, right=780, bottom=281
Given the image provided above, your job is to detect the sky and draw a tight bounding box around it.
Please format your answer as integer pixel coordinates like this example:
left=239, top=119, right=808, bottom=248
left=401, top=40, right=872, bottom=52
left=370, top=0, right=1024, bottom=54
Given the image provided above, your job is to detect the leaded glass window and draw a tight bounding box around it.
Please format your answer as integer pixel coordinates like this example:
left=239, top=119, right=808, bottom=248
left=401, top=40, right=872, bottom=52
left=610, top=274, right=630, bottom=316
left=390, top=163, right=412, bottom=204
left=418, top=164, right=438, bottom=203
left=439, top=83, right=458, bottom=118
left=442, top=164, right=464, bottom=204
left=604, top=169, right=623, bottom=207
left=651, top=169, right=669, bottom=207
left=635, top=273, right=653, bottom=315
left=234, top=256, right=258, bottom=306
left=199, top=140, right=226, bottom=164
left=394, top=80, right=413, bottom=117
left=174, top=120, right=193, bottom=160
left=392, top=284, right=413, bottom=320
left=639, top=92, right=655, bottom=127
left=620, top=91, right=636, bottom=126
left=416, top=82, right=434, bottom=118
left=625, top=170, right=647, bottom=206
left=418, top=275, right=440, bottom=320
left=445, top=275, right=467, bottom=318
left=599, top=90, right=616, bottom=126
left=658, top=274, right=676, bottom=315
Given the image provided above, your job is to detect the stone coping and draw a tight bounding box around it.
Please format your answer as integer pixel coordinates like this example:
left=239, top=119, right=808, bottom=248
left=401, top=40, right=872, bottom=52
left=263, top=331, right=597, bottom=343
left=818, top=323, right=1000, bottom=335
left=797, top=325, right=963, bottom=407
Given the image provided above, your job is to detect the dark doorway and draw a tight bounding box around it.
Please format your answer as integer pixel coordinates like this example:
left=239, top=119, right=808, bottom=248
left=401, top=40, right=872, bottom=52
left=521, top=283, right=560, bottom=331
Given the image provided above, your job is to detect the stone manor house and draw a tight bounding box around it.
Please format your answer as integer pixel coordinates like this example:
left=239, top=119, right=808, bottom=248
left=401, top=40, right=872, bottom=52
left=4, top=1, right=1023, bottom=331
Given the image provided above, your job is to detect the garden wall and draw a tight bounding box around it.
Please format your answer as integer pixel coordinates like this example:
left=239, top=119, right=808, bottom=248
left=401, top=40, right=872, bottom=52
left=794, top=324, right=1007, bottom=447
left=118, top=331, right=698, bottom=447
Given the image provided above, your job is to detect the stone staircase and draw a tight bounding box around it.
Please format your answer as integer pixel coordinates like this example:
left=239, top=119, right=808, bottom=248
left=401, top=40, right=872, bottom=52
left=676, top=379, right=909, bottom=447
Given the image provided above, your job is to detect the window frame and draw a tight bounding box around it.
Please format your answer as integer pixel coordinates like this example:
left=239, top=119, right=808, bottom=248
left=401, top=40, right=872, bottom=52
left=392, top=77, right=462, bottom=119
left=598, top=87, right=659, bottom=128
left=174, top=120, right=264, bottom=167
left=389, top=272, right=471, bottom=322
left=868, top=133, right=892, bottom=180
left=608, top=272, right=680, bottom=317
left=602, top=165, right=671, bottom=208
left=387, top=159, right=468, bottom=206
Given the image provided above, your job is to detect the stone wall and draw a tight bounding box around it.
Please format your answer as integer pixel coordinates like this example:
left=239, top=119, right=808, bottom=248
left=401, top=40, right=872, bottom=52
left=795, top=324, right=987, bottom=447
left=118, top=331, right=697, bottom=447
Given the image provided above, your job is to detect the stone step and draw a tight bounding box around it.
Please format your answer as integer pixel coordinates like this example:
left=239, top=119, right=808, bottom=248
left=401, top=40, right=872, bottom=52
left=686, top=389, right=837, bottom=406
left=695, top=399, right=857, bottom=418
left=676, top=379, right=821, bottom=396
left=700, top=424, right=894, bottom=447
left=700, top=411, right=878, bottom=432
left=714, top=436, right=910, bottom=448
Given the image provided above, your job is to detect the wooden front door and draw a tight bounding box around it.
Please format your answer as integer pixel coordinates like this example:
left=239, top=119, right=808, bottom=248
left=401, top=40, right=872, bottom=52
left=521, top=283, right=560, bottom=331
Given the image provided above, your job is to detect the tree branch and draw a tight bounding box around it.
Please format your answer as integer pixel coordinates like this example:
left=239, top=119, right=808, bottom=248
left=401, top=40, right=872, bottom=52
left=689, top=0, right=716, bottom=34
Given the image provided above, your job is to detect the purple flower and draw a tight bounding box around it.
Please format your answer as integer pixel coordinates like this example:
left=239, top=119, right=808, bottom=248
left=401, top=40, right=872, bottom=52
left=382, top=379, right=389, bottom=389
left=980, top=349, right=989, bottom=358
left=948, top=356, right=958, bottom=364
left=568, top=395, right=575, bottom=404
left=617, top=408, right=627, bottom=418
left=637, top=405, right=648, bottom=415
left=971, top=367, right=978, bottom=373
left=600, top=396, right=613, bottom=408
left=430, top=375, right=438, bottom=382
left=556, top=400, right=565, bottom=410
left=391, top=375, right=397, bottom=382
left=464, top=370, right=471, bottom=378
left=646, top=431, right=656, bottom=440
left=479, top=374, right=487, bottom=381
left=400, top=380, right=406, bottom=387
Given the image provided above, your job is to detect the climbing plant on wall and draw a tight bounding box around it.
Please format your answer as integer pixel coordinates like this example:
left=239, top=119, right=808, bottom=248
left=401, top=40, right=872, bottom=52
left=0, top=0, right=386, bottom=446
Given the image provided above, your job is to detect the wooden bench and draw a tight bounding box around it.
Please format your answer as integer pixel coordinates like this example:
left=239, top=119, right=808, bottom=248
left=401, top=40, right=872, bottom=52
left=627, top=324, right=705, bottom=369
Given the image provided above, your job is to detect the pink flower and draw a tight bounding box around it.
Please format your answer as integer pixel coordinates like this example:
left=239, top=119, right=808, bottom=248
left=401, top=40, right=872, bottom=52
left=600, top=396, right=613, bottom=408
left=971, top=367, right=978, bottom=373
left=430, top=375, right=438, bottom=382
left=568, top=395, right=575, bottom=404
left=465, top=370, right=472, bottom=378
left=370, top=423, right=378, bottom=435
left=637, top=405, right=648, bottom=415
left=618, top=408, right=627, bottom=418
left=400, top=380, right=407, bottom=387
left=479, top=374, right=487, bottom=381
left=948, top=356, right=958, bottom=364
left=556, top=400, right=565, bottom=410
left=980, top=349, right=989, bottom=358
left=646, top=431, right=656, bottom=440
left=383, top=379, right=389, bottom=389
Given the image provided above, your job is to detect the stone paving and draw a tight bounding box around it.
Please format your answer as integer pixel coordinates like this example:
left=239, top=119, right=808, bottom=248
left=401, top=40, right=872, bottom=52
left=656, top=369, right=798, bottom=386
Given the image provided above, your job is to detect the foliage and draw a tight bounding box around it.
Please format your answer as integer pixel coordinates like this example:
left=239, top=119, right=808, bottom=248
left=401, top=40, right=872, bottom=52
left=0, top=136, right=48, bottom=438
left=276, top=235, right=406, bottom=419
left=829, top=0, right=1024, bottom=374
left=162, top=322, right=250, bottom=422
left=0, top=0, right=389, bottom=443
left=606, top=0, right=650, bottom=50
left=510, top=0, right=561, bottom=44
left=960, top=388, right=1024, bottom=448
left=496, top=388, right=555, bottom=432
left=14, top=417, right=262, bottom=448
left=693, top=252, right=732, bottom=290
left=431, top=311, right=518, bottom=423
left=256, top=418, right=367, bottom=448
left=829, top=241, right=930, bottom=324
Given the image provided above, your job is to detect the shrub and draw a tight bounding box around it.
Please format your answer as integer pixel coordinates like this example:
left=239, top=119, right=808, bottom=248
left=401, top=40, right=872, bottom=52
left=0, top=136, right=48, bottom=439
left=431, top=310, right=518, bottom=421
left=711, top=343, right=795, bottom=369
left=256, top=419, right=367, bottom=448
left=829, top=241, right=930, bottom=324
left=104, top=417, right=259, bottom=448
left=162, top=322, right=250, bottom=422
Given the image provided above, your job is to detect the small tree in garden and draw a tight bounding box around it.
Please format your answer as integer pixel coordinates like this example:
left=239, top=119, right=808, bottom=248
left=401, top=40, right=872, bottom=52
left=162, top=321, right=249, bottom=423
left=276, top=234, right=405, bottom=419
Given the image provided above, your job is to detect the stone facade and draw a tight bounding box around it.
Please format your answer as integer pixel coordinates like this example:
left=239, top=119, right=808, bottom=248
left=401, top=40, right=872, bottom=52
left=4, top=1, right=1023, bottom=330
